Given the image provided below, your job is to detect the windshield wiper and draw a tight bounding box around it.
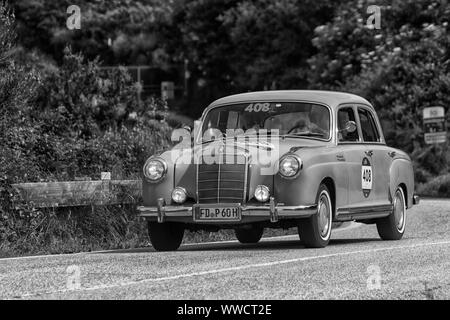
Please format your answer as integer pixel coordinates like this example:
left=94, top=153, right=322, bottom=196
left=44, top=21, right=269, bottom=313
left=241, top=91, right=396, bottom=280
left=287, top=132, right=325, bottom=138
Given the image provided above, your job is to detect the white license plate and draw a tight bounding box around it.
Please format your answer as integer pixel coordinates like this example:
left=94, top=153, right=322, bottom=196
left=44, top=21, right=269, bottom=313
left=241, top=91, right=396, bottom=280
left=194, top=205, right=241, bottom=222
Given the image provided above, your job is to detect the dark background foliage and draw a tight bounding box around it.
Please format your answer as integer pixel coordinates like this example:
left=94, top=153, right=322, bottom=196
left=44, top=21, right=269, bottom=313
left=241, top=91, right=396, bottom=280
left=307, top=0, right=450, bottom=180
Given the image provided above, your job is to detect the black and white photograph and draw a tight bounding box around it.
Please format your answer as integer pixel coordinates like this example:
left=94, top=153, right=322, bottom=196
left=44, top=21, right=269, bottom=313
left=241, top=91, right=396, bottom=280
left=0, top=0, right=449, bottom=306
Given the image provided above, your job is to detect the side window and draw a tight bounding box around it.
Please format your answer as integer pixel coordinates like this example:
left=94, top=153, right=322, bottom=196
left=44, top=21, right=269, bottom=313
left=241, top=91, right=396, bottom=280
left=358, top=108, right=380, bottom=142
left=337, top=107, right=359, bottom=142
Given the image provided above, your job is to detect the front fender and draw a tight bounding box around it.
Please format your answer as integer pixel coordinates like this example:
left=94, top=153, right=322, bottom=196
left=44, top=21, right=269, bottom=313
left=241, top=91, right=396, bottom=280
left=389, top=158, right=414, bottom=208
left=274, top=159, right=347, bottom=208
left=142, top=152, right=175, bottom=206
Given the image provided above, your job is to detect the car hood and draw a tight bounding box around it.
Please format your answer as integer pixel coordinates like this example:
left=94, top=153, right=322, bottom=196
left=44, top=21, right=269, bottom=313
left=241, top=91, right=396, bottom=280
left=169, top=137, right=325, bottom=165
left=162, top=137, right=328, bottom=202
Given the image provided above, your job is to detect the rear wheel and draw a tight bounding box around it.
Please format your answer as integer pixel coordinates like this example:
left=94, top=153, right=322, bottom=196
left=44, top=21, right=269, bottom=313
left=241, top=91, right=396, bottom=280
left=235, top=226, right=264, bottom=244
left=298, top=184, right=333, bottom=248
left=148, top=222, right=184, bottom=251
left=376, top=186, right=406, bottom=240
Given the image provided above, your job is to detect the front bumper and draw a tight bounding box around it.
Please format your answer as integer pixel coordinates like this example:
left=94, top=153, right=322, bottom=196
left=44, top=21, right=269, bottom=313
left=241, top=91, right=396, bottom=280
left=137, top=197, right=317, bottom=224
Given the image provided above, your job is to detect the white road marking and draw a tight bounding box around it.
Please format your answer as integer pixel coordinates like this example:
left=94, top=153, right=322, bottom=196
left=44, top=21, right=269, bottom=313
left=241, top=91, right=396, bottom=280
left=1, top=199, right=446, bottom=263
left=15, top=239, right=450, bottom=298
left=182, top=222, right=359, bottom=247
left=0, top=222, right=359, bottom=262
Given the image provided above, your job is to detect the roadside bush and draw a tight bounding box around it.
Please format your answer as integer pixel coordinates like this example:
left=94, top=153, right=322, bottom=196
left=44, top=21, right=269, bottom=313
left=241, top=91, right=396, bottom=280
left=416, top=174, right=450, bottom=198
left=0, top=205, right=151, bottom=257
left=1, top=45, right=173, bottom=184
left=0, top=4, right=173, bottom=257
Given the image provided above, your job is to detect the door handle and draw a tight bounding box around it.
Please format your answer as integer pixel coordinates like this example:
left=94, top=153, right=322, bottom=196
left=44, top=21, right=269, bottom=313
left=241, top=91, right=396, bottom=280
left=365, top=150, right=373, bottom=157
left=388, top=151, right=396, bottom=158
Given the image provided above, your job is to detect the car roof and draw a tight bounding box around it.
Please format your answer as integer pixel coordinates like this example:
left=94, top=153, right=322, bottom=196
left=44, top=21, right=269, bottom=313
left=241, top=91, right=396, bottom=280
left=206, top=90, right=372, bottom=110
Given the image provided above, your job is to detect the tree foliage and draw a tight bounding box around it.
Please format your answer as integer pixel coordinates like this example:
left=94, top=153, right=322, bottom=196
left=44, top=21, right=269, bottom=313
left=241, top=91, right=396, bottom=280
left=307, top=0, right=450, bottom=179
left=171, top=0, right=334, bottom=90
left=220, top=0, right=334, bottom=90
left=0, top=4, right=41, bottom=183
left=12, top=0, right=175, bottom=65
left=37, top=48, right=141, bottom=138
left=166, top=0, right=336, bottom=115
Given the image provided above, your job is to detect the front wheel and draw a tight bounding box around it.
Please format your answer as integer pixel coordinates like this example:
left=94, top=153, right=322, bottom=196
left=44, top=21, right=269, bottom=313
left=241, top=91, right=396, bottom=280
left=298, top=184, right=333, bottom=248
left=376, top=186, right=406, bottom=240
left=148, top=222, right=184, bottom=251
left=235, top=226, right=264, bottom=244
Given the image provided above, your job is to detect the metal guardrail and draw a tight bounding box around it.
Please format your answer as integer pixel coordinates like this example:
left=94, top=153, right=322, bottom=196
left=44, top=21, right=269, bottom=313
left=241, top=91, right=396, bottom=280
left=11, top=180, right=141, bottom=208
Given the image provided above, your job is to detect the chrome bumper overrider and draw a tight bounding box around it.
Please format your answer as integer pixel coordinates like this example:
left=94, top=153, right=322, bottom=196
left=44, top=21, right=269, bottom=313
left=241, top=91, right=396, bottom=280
left=137, top=197, right=317, bottom=223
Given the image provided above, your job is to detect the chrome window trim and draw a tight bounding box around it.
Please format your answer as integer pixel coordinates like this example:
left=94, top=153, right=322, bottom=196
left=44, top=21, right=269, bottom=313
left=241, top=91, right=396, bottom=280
left=356, top=105, right=385, bottom=144
left=335, top=104, right=362, bottom=144
left=335, top=103, right=386, bottom=146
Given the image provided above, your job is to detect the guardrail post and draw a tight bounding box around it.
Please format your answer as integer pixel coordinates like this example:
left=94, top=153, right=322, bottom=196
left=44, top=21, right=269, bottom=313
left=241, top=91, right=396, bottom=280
left=101, top=172, right=111, bottom=205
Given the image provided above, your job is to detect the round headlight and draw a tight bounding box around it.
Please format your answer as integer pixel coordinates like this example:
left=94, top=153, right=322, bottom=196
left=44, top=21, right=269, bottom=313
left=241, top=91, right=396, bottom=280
left=254, top=185, right=270, bottom=202
left=279, top=155, right=301, bottom=178
left=143, top=158, right=167, bottom=182
left=171, top=187, right=187, bottom=204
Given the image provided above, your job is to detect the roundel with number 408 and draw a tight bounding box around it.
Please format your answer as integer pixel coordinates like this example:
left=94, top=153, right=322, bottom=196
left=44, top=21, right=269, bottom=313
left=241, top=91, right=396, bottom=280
left=361, top=157, right=372, bottom=198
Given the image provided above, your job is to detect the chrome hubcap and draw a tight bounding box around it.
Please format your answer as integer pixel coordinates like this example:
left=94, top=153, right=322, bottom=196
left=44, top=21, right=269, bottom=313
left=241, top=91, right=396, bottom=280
left=393, top=189, right=405, bottom=232
left=318, top=192, right=331, bottom=239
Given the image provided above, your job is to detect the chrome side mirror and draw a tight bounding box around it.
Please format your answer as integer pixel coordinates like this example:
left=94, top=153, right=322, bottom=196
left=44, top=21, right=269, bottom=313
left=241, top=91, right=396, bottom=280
left=340, top=120, right=357, bottom=133
left=182, top=125, right=192, bottom=133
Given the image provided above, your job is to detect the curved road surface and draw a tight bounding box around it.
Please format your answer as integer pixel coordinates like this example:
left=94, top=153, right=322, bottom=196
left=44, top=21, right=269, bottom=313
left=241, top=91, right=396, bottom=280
left=0, top=199, right=449, bottom=299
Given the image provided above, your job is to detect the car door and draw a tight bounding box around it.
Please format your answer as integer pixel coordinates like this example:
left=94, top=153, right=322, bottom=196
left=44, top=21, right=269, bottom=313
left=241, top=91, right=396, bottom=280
left=356, top=106, right=391, bottom=206
left=336, top=105, right=367, bottom=209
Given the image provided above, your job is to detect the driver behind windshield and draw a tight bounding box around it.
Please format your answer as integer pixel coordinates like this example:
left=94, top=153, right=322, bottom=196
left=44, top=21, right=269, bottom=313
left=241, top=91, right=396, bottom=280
left=201, top=102, right=330, bottom=140
left=289, top=108, right=328, bottom=137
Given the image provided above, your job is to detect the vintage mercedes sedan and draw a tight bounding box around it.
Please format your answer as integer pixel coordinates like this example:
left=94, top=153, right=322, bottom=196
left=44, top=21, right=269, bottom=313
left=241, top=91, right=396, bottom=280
left=137, top=90, right=419, bottom=251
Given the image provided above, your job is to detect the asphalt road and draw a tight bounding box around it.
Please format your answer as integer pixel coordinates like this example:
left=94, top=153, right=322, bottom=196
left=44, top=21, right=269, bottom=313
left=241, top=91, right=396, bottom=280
left=0, top=199, right=449, bottom=300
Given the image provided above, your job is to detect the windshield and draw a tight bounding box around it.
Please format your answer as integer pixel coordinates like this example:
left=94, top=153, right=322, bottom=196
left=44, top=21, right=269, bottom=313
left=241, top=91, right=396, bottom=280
left=200, top=102, right=330, bottom=141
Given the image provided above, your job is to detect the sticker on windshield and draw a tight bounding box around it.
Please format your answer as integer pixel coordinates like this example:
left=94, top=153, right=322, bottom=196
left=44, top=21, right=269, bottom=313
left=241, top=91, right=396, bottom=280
left=245, top=103, right=270, bottom=112
left=361, top=157, right=372, bottom=198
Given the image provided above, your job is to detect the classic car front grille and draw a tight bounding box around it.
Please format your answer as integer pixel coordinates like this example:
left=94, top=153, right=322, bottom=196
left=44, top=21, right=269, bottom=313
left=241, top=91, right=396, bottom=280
left=197, top=155, right=248, bottom=203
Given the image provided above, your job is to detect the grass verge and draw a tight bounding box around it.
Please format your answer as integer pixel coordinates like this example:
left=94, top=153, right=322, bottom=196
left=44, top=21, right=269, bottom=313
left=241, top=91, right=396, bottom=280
left=417, top=174, right=450, bottom=198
